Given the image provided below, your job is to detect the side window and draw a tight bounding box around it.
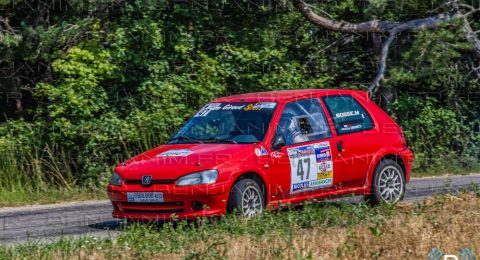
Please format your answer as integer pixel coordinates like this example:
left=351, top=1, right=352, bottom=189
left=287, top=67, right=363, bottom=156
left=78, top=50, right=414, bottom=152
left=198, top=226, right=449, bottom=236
left=274, top=98, right=331, bottom=146
left=322, top=95, right=374, bottom=135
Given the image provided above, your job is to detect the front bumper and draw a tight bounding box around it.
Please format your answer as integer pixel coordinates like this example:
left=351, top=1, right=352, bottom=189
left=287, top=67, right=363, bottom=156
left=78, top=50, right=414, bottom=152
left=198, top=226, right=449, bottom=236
left=107, top=182, right=231, bottom=220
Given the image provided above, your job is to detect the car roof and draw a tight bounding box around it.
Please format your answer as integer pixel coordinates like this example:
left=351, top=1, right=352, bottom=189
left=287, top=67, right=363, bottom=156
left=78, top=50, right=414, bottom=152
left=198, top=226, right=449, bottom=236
left=212, top=89, right=368, bottom=103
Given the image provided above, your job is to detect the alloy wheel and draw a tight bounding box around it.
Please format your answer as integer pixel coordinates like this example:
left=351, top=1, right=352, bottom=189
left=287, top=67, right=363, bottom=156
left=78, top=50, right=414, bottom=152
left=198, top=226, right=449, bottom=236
left=377, top=165, right=404, bottom=203
left=241, top=186, right=263, bottom=217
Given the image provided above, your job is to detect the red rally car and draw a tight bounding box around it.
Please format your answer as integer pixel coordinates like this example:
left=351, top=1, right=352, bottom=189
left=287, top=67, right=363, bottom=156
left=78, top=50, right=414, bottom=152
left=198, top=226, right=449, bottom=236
left=107, top=89, right=413, bottom=220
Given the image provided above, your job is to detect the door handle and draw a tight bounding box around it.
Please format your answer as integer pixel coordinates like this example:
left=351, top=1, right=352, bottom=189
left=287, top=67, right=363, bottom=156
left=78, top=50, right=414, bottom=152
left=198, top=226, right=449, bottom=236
left=336, top=141, right=343, bottom=153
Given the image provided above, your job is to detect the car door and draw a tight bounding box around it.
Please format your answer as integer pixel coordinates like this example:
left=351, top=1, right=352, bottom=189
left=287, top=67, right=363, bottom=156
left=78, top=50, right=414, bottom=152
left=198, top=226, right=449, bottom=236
left=321, top=95, right=378, bottom=187
left=268, top=98, right=340, bottom=200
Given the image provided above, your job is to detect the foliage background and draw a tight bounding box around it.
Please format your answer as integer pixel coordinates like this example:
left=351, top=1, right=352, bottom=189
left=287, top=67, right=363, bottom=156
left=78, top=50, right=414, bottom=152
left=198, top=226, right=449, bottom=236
left=0, top=0, right=479, bottom=191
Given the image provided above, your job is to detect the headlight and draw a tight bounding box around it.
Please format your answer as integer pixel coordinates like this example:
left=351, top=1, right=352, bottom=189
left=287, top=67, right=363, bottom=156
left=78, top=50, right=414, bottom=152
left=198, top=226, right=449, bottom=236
left=110, top=172, right=123, bottom=186
left=176, top=170, right=218, bottom=186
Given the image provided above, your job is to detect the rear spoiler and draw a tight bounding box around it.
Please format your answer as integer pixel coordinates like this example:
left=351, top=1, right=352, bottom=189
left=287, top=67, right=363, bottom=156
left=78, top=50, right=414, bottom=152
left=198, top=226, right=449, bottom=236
left=354, top=90, right=370, bottom=101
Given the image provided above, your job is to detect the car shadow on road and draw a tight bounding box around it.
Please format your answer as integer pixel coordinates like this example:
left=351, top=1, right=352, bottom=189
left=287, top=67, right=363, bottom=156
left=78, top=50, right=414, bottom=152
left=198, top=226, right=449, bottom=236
left=87, top=196, right=365, bottom=232
left=88, top=220, right=124, bottom=231
left=88, top=219, right=175, bottom=231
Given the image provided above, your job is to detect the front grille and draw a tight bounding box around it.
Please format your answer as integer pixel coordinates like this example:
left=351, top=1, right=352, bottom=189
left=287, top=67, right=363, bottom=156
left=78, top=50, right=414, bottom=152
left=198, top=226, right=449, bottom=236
left=125, top=201, right=183, bottom=206
left=119, top=201, right=185, bottom=214
left=125, top=179, right=175, bottom=185
left=124, top=208, right=184, bottom=214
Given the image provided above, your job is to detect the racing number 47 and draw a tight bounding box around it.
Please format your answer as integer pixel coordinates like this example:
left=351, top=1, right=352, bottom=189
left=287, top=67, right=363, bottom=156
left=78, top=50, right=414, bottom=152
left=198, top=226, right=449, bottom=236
left=297, top=157, right=311, bottom=180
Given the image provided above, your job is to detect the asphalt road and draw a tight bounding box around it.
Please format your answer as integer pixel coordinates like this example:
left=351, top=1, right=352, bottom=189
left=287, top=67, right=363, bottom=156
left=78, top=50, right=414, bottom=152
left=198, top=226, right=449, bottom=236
left=1, top=174, right=480, bottom=246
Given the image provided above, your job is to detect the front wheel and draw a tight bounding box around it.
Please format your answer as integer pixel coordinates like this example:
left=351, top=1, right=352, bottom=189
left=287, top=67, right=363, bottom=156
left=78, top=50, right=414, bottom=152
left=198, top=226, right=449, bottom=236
left=227, top=179, right=264, bottom=217
left=366, top=159, right=405, bottom=205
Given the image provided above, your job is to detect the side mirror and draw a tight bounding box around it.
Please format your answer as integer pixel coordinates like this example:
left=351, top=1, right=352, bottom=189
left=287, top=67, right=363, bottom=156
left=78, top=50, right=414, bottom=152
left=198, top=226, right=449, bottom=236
left=272, top=135, right=286, bottom=150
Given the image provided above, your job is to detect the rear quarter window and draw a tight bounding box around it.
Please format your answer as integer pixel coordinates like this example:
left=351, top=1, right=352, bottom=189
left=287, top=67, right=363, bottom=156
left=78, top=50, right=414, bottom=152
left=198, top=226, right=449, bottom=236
left=322, top=95, right=374, bottom=135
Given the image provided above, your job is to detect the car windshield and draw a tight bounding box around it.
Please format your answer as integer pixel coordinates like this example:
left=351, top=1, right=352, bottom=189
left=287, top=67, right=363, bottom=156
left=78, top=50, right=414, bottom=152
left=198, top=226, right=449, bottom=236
left=168, top=102, right=277, bottom=144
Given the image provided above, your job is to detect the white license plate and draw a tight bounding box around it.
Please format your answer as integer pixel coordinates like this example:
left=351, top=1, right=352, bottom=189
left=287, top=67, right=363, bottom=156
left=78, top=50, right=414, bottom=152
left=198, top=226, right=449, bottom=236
left=127, top=192, right=164, bottom=203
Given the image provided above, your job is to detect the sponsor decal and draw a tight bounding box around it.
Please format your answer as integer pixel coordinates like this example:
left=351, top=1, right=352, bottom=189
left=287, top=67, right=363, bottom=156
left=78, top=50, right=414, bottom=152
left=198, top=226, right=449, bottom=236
left=255, top=146, right=269, bottom=157
left=317, top=161, right=333, bottom=172
left=270, top=151, right=283, bottom=159
left=195, top=103, right=222, bottom=117
left=244, top=104, right=262, bottom=111
left=260, top=146, right=268, bottom=156
left=287, top=146, right=315, bottom=159
left=253, top=102, right=277, bottom=109
left=335, top=110, right=359, bottom=118
left=340, top=124, right=362, bottom=131
left=222, top=104, right=245, bottom=110
left=315, top=142, right=332, bottom=161
left=288, top=141, right=334, bottom=193
left=291, top=178, right=333, bottom=192
left=195, top=102, right=275, bottom=116
left=317, top=170, right=333, bottom=180
left=243, top=102, right=277, bottom=111
left=158, top=149, right=192, bottom=157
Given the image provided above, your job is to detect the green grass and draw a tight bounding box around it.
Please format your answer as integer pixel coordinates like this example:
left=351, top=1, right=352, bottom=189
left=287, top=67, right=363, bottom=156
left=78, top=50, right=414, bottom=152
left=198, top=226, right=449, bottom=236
left=1, top=193, right=480, bottom=259
left=0, top=143, right=107, bottom=207
left=0, top=198, right=395, bottom=259
left=0, top=140, right=478, bottom=208
left=411, top=164, right=480, bottom=178
left=0, top=187, right=106, bottom=208
left=410, top=154, right=480, bottom=178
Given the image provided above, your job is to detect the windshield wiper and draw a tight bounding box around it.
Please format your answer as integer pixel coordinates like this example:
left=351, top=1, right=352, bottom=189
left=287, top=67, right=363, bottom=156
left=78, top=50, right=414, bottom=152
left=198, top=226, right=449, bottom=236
left=202, top=137, right=238, bottom=144
left=168, top=135, right=203, bottom=144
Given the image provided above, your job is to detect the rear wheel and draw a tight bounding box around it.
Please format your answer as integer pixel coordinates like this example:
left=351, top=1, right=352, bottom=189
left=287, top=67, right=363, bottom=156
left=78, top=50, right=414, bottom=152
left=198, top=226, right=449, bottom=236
left=366, top=159, right=405, bottom=205
left=227, top=178, right=264, bottom=217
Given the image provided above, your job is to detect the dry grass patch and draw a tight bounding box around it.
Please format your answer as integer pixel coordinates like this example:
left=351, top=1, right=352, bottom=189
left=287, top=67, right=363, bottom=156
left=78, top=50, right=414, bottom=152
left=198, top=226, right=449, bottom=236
left=338, top=195, right=480, bottom=259
left=159, top=194, right=480, bottom=259
left=3, top=193, right=479, bottom=260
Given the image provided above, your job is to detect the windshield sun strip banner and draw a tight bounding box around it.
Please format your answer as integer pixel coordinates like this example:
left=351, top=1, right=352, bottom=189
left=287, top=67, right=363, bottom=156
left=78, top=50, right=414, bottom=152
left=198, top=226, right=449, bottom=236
left=194, top=102, right=277, bottom=117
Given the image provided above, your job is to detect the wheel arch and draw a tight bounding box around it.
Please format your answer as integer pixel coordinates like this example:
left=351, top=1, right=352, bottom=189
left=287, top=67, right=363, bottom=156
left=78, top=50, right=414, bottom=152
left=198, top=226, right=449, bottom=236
left=366, top=154, right=407, bottom=205
left=366, top=150, right=408, bottom=190
left=231, top=171, right=268, bottom=206
left=380, top=154, right=406, bottom=175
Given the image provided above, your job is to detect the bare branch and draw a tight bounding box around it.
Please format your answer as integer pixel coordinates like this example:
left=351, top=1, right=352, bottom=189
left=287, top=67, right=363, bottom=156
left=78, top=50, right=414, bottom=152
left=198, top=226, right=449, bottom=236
left=368, top=33, right=397, bottom=92
left=462, top=18, right=480, bottom=59
left=292, top=0, right=393, bottom=33
left=469, top=64, right=480, bottom=79
left=292, top=0, right=480, bottom=91
left=458, top=3, right=475, bottom=11
left=292, top=0, right=462, bottom=34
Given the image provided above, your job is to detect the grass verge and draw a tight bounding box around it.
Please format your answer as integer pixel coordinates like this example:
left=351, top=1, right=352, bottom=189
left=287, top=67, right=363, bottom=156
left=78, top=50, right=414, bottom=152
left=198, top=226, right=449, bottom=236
left=411, top=168, right=480, bottom=178
left=0, top=187, right=106, bottom=208
left=1, top=192, right=479, bottom=259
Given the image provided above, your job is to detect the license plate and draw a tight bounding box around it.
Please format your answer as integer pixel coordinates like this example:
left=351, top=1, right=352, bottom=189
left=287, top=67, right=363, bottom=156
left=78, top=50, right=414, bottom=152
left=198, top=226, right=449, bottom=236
left=127, top=192, right=164, bottom=203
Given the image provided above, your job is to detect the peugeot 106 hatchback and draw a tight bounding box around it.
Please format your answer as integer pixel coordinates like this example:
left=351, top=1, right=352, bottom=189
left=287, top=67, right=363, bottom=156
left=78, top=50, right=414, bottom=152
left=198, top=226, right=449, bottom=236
left=107, top=89, right=413, bottom=220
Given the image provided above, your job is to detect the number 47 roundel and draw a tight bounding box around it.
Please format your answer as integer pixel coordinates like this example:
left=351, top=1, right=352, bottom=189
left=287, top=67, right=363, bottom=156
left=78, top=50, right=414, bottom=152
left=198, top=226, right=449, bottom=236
left=287, top=142, right=334, bottom=194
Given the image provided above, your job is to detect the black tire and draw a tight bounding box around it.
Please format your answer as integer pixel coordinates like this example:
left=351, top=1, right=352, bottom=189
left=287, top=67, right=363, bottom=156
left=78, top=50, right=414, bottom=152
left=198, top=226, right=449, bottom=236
left=365, top=159, right=406, bottom=206
left=227, top=178, right=264, bottom=217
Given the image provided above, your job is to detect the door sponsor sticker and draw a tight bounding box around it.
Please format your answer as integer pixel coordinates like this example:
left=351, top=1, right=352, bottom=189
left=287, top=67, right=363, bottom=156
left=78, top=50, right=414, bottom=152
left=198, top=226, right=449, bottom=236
left=270, top=151, right=284, bottom=159
left=288, top=141, right=334, bottom=193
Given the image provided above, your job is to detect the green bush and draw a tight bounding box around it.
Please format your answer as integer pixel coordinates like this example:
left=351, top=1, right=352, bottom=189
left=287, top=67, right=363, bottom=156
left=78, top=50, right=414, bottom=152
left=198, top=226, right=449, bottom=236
left=0, top=0, right=478, bottom=191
